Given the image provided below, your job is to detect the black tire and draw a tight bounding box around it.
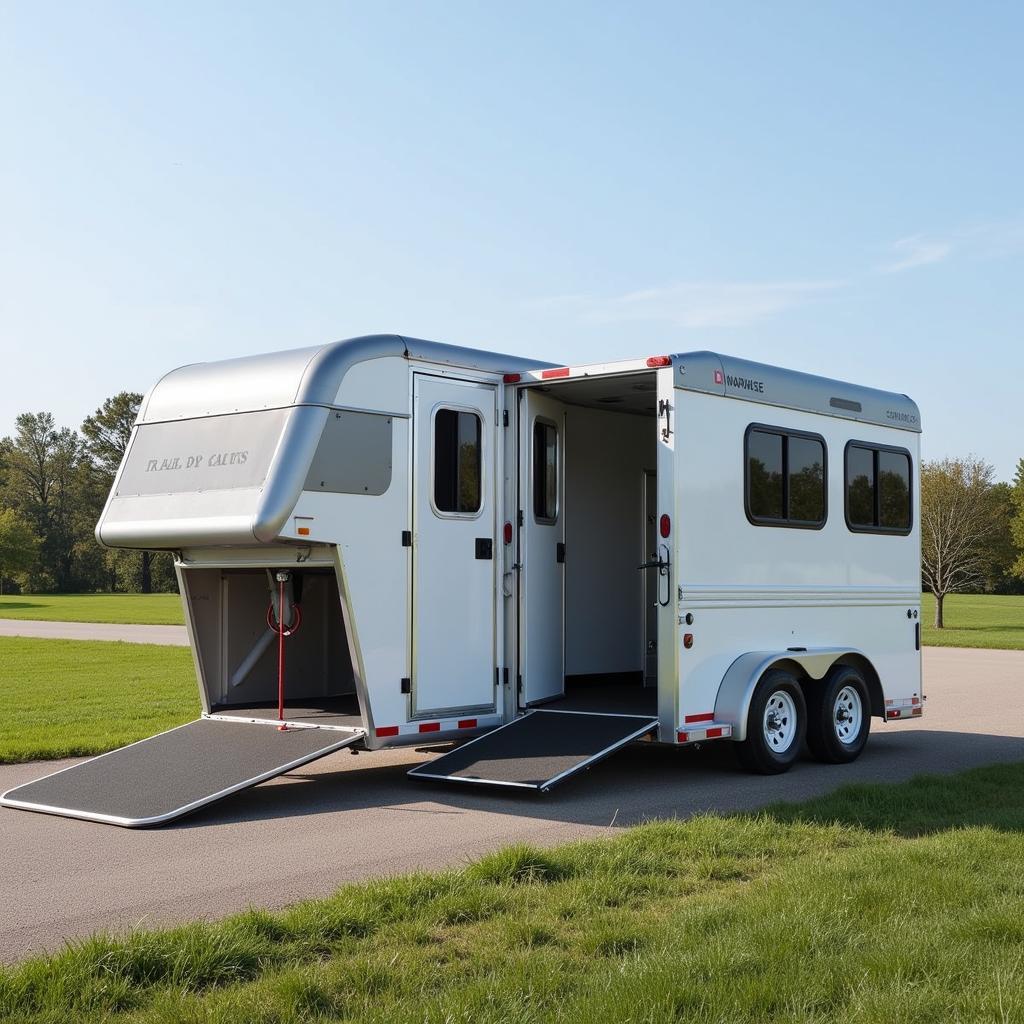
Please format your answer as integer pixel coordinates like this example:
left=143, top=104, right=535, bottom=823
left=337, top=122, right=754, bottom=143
left=805, top=665, right=871, bottom=764
left=735, top=669, right=807, bottom=775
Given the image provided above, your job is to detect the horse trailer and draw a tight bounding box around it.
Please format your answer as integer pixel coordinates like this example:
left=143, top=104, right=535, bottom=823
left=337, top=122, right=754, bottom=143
left=1, top=335, right=923, bottom=826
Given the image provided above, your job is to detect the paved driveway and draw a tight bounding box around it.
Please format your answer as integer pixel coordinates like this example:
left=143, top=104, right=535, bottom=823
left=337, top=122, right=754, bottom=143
left=1, top=646, right=1020, bottom=963
left=0, top=619, right=188, bottom=645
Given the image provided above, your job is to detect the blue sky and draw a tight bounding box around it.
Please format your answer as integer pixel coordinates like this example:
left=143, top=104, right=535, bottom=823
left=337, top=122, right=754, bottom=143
left=1, top=2, right=1022, bottom=479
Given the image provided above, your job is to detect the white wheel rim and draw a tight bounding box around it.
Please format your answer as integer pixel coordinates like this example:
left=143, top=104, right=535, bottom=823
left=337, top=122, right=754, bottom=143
left=833, top=685, right=863, bottom=744
left=762, top=690, right=798, bottom=754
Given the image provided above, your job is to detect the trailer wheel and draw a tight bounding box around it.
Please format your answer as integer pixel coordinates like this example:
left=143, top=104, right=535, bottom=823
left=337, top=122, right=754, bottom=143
left=806, top=665, right=871, bottom=764
left=736, top=669, right=807, bottom=774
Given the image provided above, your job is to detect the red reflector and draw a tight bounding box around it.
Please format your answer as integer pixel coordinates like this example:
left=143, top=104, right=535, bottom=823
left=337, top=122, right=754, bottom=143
left=677, top=731, right=689, bottom=743
left=683, top=633, right=694, bottom=649
left=911, top=707, right=922, bottom=717
left=684, top=712, right=714, bottom=724
left=503, top=373, right=521, bottom=383
left=418, top=722, right=440, bottom=733
left=659, top=514, right=671, bottom=538
left=375, top=726, right=399, bottom=737
left=541, top=367, right=570, bottom=379
left=706, top=727, right=724, bottom=738
left=458, top=718, right=477, bottom=729
left=887, top=709, right=900, bottom=719
left=503, top=521, right=513, bottom=545
left=646, top=355, right=671, bottom=368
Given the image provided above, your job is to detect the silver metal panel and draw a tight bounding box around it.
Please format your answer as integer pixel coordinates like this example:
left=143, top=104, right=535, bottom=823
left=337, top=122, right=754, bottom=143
left=714, top=647, right=868, bottom=741
left=115, top=410, right=288, bottom=496
left=142, top=335, right=556, bottom=425
left=672, top=351, right=922, bottom=433
left=304, top=411, right=393, bottom=495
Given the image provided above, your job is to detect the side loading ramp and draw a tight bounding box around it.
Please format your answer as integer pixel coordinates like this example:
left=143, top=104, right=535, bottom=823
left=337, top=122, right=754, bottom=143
left=407, top=710, right=658, bottom=792
left=0, top=718, right=364, bottom=827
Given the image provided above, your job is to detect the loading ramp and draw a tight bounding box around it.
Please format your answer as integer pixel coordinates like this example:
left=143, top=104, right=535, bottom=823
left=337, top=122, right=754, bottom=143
left=407, top=709, right=658, bottom=792
left=0, top=718, right=364, bottom=827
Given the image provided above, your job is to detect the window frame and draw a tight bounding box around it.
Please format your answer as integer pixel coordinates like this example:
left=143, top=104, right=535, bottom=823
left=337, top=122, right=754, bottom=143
left=429, top=403, right=485, bottom=521
left=743, top=422, right=828, bottom=531
left=843, top=440, right=913, bottom=536
left=532, top=416, right=559, bottom=526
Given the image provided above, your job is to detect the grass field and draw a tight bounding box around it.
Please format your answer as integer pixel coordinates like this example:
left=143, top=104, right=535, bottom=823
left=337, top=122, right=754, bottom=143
left=0, top=593, right=183, bottom=625
left=1, top=761, right=1023, bottom=1022
left=921, top=592, right=1024, bottom=650
left=0, top=638, right=198, bottom=763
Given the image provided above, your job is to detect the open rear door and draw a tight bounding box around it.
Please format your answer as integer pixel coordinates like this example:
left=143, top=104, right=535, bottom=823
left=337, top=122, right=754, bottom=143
left=517, top=390, right=566, bottom=705
left=0, top=719, right=363, bottom=827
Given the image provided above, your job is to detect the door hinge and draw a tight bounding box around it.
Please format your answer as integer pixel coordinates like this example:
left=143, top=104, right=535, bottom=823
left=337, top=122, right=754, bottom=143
left=503, top=410, right=509, bottom=427
left=400, top=677, right=411, bottom=694
left=401, top=530, right=412, bottom=547
left=517, top=673, right=523, bottom=694
left=517, top=509, right=524, bottom=527
left=556, top=541, right=566, bottom=563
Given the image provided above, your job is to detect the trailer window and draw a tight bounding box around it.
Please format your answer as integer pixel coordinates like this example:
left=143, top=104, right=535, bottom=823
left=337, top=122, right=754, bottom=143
left=433, top=408, right=482, bottom=515
left=845, top=442, right=912, bottom=534
left=745, top=425, right=826, bottom=529
left=533, top=419, right=558, bottom=523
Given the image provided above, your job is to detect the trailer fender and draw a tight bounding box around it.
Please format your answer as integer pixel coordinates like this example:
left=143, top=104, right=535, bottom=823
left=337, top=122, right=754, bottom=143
left=714, top=648, right=878, bottom=742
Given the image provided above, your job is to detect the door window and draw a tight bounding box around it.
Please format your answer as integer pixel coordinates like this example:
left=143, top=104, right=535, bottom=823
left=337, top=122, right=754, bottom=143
left=532, top=419, right=558, bottom=523
left=433, top=408, right=482, bottom=516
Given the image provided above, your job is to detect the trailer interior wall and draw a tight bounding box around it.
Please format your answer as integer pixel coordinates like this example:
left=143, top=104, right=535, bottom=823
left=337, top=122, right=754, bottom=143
left=182, top=567, right=355, bottom=714
left=563, top=405, right=654, bottom=678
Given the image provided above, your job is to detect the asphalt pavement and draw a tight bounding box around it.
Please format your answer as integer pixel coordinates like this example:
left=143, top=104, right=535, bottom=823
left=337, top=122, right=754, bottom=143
left=0, top=646, right=1020, bottom=963
left=0, top=619, right=188, bottom=645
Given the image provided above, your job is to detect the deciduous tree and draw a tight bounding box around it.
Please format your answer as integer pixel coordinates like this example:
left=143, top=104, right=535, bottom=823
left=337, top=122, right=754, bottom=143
left=920, top=456, right=997, bottom=628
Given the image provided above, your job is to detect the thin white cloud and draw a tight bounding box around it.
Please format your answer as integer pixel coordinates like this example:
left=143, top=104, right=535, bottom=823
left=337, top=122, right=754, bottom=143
left=535, top=280, right=843, bottom=329
left=879, top=235, right=953, bottom=273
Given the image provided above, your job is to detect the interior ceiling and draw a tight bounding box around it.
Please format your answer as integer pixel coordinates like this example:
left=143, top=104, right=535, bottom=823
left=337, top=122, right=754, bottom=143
left=532, top=372, right=657, bottom=416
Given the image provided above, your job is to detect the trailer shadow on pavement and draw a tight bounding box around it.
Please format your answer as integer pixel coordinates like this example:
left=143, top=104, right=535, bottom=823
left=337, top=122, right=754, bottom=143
left=173, top=727, right=1024, bottom=832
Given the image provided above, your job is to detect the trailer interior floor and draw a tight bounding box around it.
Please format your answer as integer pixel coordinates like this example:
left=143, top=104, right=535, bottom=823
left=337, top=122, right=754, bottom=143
left=539, top=681, right=657, bottom=717
left=210, top=696, right=363, bottom=730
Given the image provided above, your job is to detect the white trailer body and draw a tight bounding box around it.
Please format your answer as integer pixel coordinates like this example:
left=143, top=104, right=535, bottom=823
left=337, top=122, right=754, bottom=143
left=1, top=335, right=923, bottom=825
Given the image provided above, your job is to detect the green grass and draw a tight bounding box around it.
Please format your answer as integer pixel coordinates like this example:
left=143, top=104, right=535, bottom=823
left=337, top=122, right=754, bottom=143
left=0, top=593, right=183, bottom=626
left=0, top=638, right=198, bottom=763
left=921, top=591, right=1024, bottom=650
left=2, top=761, right=1024, bottom=1022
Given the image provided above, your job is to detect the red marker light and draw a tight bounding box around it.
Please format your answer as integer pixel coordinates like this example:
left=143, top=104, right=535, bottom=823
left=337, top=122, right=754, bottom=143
left=659, top=514, right=671, bottom=538
left=683, top=633, right=694, bottom=649
left=714, top=369, right=724, bottom=385
left=503, top=373, right=521, bottom=384
left=503, top=521, right=513, bottom=545
left=646, top=355, right=671, bottom=368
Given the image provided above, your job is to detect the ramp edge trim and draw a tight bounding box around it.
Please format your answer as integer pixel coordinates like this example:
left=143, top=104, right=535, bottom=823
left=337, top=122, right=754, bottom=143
left=0, top=727, right=365, bottom=828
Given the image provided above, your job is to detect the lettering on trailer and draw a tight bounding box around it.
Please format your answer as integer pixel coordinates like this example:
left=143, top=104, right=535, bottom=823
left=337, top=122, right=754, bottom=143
left=144, top=451, right=250, bottom=473
left=724, top=373, right=766, bottom=394
left=885, top=409, right=919, bottom=426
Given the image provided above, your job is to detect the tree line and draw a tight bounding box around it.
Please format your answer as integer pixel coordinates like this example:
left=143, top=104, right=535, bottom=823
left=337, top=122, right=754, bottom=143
left=0, top=393, right=1022, bottom=624
left=0, top=393, right=176, bottom=594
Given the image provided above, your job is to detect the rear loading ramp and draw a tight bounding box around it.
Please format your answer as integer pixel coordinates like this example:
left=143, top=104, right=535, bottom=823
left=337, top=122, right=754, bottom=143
left=407, top=710, right=657, bottom=792
left=0, top=719, right=363, bottom=827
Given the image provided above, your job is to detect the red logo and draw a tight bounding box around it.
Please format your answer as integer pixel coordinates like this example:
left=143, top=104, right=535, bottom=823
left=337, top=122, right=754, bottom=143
left=713, top=369, right=724, bottom=385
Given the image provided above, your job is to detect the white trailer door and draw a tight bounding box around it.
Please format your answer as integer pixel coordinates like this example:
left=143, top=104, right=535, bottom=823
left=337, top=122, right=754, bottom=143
left=412, top=375, right=497, bottom=716
left=518, top=390, right=565, bottom=705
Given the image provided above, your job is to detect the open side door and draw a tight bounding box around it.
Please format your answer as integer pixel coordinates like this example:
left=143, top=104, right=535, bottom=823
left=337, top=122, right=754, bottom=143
left=517, top=390, right=565, bottom=706
left=0, top=719, right=363, bottom=828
